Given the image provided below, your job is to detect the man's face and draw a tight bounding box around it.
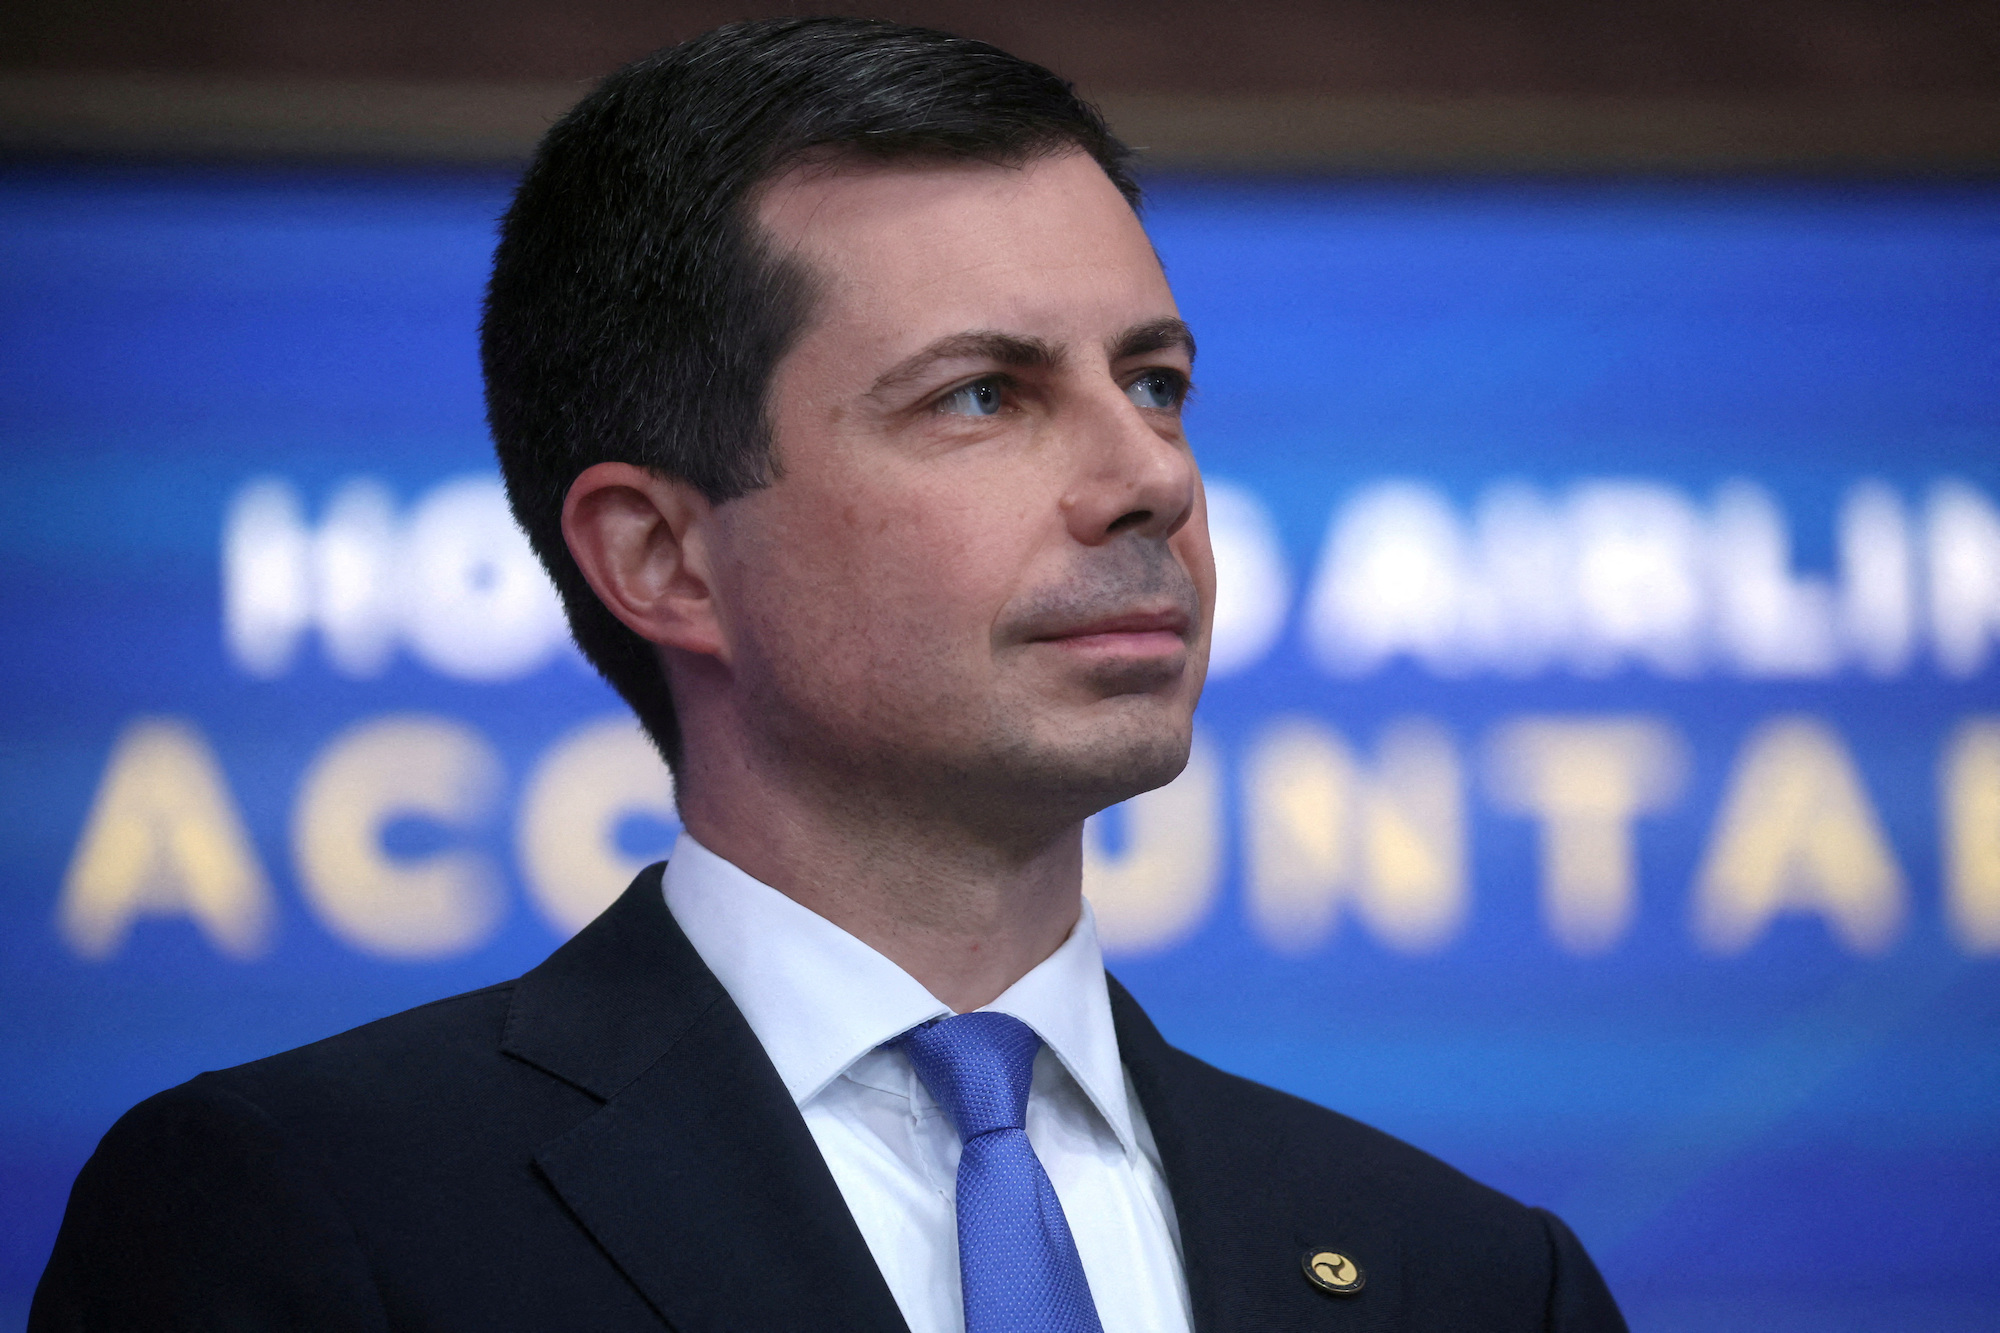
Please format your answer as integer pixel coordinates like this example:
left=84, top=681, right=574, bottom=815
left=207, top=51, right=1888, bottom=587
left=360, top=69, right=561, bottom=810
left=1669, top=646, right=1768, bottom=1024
left=709, top=149, right=1212, bottom=829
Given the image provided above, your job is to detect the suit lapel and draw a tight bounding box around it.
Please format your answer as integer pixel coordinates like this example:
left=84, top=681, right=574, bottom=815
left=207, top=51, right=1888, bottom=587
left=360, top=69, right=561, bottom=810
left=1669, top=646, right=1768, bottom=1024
left=1109, top=976, right=1403, bottom=1333
left=503, top=866, right=911, bottom=1333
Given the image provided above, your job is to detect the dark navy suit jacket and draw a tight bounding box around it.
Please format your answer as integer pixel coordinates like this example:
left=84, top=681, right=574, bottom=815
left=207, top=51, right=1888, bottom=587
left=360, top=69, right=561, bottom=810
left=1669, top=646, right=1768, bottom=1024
left=34, top=864, right=1627, bottom=1331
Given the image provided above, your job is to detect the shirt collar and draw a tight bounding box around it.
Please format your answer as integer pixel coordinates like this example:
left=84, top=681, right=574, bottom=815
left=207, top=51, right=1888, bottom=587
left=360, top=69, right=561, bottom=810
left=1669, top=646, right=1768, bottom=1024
left=661, top=833, right=1138, bottom=1155
left=980, top=895, right=1136, bottom=1154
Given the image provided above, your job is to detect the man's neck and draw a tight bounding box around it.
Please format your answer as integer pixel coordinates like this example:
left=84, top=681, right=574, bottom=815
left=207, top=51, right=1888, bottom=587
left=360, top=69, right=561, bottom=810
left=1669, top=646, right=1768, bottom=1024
left=681, top=785, right=1084, bottom=1013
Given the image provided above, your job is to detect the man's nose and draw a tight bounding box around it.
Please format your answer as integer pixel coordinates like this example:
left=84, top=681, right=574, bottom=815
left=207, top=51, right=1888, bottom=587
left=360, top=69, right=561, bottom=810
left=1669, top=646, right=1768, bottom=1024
left=1059, top=383, right=1198, bottom=547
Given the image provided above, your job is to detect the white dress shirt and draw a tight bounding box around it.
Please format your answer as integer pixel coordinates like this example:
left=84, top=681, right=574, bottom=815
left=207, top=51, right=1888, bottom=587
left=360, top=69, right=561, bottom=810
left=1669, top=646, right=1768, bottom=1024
left=662, top=834, right=1194, bottom=1333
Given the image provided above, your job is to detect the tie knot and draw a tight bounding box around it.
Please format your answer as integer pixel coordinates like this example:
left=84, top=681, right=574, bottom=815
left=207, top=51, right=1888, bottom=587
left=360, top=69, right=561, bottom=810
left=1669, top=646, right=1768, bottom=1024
left=896, top=1011, right=1042, bottom=1141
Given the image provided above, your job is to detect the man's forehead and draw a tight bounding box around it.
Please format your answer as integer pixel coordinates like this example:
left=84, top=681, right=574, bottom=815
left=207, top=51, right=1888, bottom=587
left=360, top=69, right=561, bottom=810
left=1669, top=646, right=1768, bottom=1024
left=754, top=150, right=1174, bottom=366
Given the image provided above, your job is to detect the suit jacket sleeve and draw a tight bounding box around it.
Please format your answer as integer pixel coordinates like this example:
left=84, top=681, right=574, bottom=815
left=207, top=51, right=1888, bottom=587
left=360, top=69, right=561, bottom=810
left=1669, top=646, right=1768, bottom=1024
left=1532, top=1208, right=1627, bottom=1333
left=31, top=1075, right=391, bottom=1333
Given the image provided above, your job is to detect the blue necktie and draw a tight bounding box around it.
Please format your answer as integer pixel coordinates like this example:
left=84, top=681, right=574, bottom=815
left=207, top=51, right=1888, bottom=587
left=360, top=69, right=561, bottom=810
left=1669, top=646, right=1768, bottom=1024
left=897, top=1011, right=1106, bottom=1333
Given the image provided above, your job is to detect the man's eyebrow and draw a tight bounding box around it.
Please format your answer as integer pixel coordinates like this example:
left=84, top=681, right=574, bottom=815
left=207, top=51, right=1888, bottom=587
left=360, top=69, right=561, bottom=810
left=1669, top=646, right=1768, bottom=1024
left=1109, top=317, right=1197, bottom=365
left=866, top=331, right=1061, bottom=401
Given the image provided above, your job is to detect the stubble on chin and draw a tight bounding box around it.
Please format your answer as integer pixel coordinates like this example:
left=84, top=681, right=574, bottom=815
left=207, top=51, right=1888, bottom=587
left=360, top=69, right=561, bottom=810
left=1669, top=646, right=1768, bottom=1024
left=993, top=685, right=1194, bottom=801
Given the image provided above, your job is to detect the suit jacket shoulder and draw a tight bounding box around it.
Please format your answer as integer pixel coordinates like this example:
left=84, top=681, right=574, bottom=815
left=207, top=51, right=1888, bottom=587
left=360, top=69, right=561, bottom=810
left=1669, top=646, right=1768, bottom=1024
left=33, top=867, right=906, bottom=1333
left=1110, top=976, right=1626, bottom=1333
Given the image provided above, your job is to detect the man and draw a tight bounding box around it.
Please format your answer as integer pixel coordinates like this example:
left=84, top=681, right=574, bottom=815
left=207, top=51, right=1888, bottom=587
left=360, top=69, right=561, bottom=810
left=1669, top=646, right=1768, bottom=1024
left=35, top=18, right=1626, bottom=1332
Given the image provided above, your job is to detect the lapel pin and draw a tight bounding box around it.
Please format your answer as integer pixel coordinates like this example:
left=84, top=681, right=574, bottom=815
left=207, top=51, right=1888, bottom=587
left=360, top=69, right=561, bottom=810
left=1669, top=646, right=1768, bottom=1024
left=1303, top=1248, right=1366, bottom=1295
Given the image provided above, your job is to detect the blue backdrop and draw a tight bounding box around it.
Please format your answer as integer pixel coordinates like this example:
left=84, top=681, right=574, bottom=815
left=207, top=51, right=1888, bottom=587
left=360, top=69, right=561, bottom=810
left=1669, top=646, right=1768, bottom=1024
left=2, top=163, right=1996, bottom=1331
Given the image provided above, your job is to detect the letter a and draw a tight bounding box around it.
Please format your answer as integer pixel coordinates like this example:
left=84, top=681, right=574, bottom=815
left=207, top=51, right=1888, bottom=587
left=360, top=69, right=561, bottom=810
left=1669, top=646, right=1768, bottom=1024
left=58, top=718, right=275, bottom=959
left=1693, top=716, right=1905, bottom=955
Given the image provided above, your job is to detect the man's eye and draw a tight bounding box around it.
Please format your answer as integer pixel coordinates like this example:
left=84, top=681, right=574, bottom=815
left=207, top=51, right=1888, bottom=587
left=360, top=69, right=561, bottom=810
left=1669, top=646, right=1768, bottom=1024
left=1126, top=370, right=1183, bottom=411
left=938, top=379, right=1004, bottom=417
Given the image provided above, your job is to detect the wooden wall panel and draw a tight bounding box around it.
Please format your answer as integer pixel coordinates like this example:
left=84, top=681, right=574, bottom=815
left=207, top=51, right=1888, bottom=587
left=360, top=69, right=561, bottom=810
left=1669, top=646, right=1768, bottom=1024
left=4, top=2, right=1996, bottom=170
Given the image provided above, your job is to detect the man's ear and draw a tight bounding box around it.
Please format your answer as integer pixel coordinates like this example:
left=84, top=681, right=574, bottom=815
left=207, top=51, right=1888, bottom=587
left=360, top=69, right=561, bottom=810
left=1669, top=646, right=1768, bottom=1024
left=561, top=462, right=727, bottom=660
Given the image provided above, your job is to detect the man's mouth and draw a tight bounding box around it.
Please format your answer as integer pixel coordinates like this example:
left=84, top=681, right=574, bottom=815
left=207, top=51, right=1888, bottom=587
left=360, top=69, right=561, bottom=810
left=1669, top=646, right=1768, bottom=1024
left=1031, top=608, right=1191, bottom=656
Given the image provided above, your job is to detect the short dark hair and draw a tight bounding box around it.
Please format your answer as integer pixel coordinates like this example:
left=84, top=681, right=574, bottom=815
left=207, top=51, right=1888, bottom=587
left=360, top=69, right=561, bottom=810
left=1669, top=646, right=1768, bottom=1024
left=482, top=17, right=1139, bottom=772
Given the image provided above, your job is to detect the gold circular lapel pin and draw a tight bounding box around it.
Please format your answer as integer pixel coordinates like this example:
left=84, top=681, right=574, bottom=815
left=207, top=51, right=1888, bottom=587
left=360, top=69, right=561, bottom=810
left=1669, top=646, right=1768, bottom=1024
left=1303, top=1249, right=1366, bottom=1295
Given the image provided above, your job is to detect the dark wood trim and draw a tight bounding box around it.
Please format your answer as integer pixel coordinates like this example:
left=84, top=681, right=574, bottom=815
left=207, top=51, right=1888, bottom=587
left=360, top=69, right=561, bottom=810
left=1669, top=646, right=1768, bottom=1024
left=4, top=73, right=1997, bottom=173
left=1100, top=92, right=2000, bottom=174
left=0, top=74, right=583, bottom=163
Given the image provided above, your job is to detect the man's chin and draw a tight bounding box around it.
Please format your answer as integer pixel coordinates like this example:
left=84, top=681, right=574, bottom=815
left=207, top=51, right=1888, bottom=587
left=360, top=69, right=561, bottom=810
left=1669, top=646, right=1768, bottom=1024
left=991, top=709, right=1195, bottom=820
